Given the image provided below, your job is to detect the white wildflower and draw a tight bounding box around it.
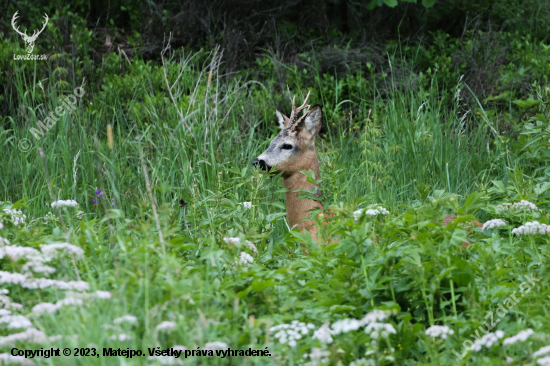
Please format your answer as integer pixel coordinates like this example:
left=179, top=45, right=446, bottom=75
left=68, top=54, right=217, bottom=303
left=22, top=261, right=56, bottom=275
left=0, top=353, right=36, bottom=365
left=0, top=315, right=33, bottom=329
left=425, top=325, right=454, bottom=339
left=40, top=243, right=84, bottom=260
left=0, top=328, right=47, bottom=346
left=0, top=309, right=11, bottom=316
left=361, top=310, right=389, bottom=324
left=76, top=211, right=84, bottom=220
left=0, top=289, right=8, bottom=295
left=271, top=321, right=314, bottom=346
left=303, top=347, right=330, bottom=365
left=482, top=219, right=507, bottom=231
left=113, top=314, right=137, bottom=324
left=240, top=202, right=252, bottom=209
left=353, top=209, right=364, bottom=221
left=512, top=200, right=538, bottom=211
left=223, top=237, right=240, bottom=245
left=471, top=331, right=504, bottom=351
left=0, top=222, right=3, bottom=230
left=155, top=321, right=177, bottom=331
left=246, top=240, right=258, bottom=254
left=331, top=318, right=363, bottom=335
left=312, top=322, right=333, bottom=344
left=3, top=209, right=26, bottom=226
left=502, top=329, right=534, bottom=345
left=354, top=207, right=389, bottom=221
left=56, top=297, right=83, bottom=307
left=204, top=341, right=228, bottom=350
left=236, top=251, right=253, bottom=265
left=512, top=222, right=550, bottom=235
left=48, top=335, right=64, bottom=342
left=51, top=200, right=78, bottom=208
left=365, top=322, right=396, bottom=339
left=538, top=356, right=550, bottom=366
left=0, top=272, right=90, bottom=292
left=0, top=245, right=42, bottom=261
left=350, top=359, right=376, bottom=366
left=91, top=291, right=111, bottom=299
left=32, top=302, right=59, bottom=314
left=0, top=237, right=9, bottom=246
left=110, top=334, right=132, bottom=341
left=534, top=346, right=550, bottom=358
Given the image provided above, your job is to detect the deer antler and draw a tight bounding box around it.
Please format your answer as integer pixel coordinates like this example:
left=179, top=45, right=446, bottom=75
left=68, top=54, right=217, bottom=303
left=287, top=91, right=311, bottom=130
left=29, top=13, right=49, bottom=41
left=11, top=11, right=28, bottom=38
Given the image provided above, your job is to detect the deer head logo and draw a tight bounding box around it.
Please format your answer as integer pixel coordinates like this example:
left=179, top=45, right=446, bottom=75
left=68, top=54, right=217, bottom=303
left=12, top=11, right=49, bottom=54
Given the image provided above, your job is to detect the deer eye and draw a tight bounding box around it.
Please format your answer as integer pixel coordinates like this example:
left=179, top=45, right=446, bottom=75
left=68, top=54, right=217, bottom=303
left=281, top=144, right=293, bottom=150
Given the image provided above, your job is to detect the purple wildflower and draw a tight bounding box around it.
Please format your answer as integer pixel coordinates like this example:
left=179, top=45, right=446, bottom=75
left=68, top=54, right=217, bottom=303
left=95, top=189, right=103, bottom=198
left=93, top=199, right=99, bottom=204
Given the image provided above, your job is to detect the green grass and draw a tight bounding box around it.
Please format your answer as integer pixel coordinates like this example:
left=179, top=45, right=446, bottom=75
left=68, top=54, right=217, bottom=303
left=1, top=49, right=550, bottom=365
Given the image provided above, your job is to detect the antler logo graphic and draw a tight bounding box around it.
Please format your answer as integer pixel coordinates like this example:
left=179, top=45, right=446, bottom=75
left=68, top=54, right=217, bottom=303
left=12, top=11, right=49, bottom=54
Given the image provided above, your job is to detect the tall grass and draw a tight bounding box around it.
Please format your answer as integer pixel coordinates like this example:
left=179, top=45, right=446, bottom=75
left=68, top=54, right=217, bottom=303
left=2, top=48, right=541, bottom=366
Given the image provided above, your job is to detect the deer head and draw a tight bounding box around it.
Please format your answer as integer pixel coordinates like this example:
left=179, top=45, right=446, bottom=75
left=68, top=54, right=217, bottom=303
left=252, top=92, right=324, bottom=239
left=252, top=92, right=323, bottom=177
left=12, top=11, right=49, bottom=54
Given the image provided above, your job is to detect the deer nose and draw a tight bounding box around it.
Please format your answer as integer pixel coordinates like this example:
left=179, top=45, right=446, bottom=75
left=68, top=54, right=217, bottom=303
left=252, top=158, right=269, bottom=171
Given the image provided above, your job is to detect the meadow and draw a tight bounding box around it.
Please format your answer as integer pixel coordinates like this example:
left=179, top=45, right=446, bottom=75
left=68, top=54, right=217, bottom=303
left=1, top=1, right=550, bottom=365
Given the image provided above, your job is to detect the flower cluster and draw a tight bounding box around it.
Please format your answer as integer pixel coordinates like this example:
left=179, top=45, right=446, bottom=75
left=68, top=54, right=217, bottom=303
left=353, top=207, right=389, bottom=221
left=511, top=222, right=550, bottom=235
left=113, top=315, right=138, bottom=324
left=40, top=243, right=85, bottom=261
left=538, top=357, right=550, bottom=366
left=502, top=328, right=534, bottom=345
left=51, top=200, right=78, bottom=208
left=271, top=321, right=315, bottom=347
left=482, top=219, right=507, bottom=231
left=425, top=325, right=455, bottom=339
left=365, top=322, right=396, bottom=339
left=155, top=321, right=176, bottom=332
left=303, top=347, right=330, bottom=366
left=239, top=202, right=252, bottom=209
left=313, top=322, right=333, bottom=344
left=0, top=328, right=46, bottom=347
left=498, top=200, right=538, bottom=212
left=0, top=314, right=33, bottom=329
left=0, top=352, right=35, bottom=366
left=0, top=271, right=89, bottom=291
left=236, top=252, right=253, bottom=265
left=534, top=346, right=550, bottom=358
left=331, top=310, right=390, bottom=336
left=32, top=291, right=111, bottom=315
left=471, top=330, right=504, bottom=351
left=2, top=209, right=26, bottom=226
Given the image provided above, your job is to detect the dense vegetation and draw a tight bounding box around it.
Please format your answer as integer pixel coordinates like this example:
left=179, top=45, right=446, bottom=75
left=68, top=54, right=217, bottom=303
left=1, top=0, right=549, bottom=365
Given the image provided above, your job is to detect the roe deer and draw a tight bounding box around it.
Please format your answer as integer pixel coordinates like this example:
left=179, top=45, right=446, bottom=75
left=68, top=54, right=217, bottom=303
left=252, top=92, right=484, bottom=245
left=252, top=92, right=324, bottom=241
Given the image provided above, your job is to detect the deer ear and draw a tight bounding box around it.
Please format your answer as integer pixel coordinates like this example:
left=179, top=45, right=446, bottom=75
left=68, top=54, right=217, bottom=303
left=304, top=105, right=322, bottom=138
left=276, top=110, right=289, bottom=129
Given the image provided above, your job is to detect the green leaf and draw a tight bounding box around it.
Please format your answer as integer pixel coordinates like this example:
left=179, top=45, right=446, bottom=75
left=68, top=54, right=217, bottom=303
left=383, top=0, right=398, bottom=7
left=513, top=97, right=540, bottom=108
left=422, top=0, right=436, bottom=7
left=366, top=0, right=377, bottom=10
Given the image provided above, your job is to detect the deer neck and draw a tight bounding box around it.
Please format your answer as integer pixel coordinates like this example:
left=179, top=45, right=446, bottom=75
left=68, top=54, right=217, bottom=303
left=282, top=153, right=322, bottom=235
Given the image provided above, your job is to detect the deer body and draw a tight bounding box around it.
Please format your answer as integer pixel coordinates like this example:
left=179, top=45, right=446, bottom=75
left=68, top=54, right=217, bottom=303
left=252, top=93, right=485, bottom=245
left=253, top=92, right=324, bottom=241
